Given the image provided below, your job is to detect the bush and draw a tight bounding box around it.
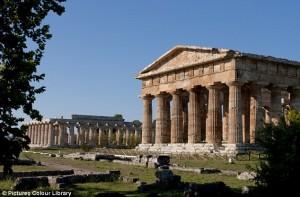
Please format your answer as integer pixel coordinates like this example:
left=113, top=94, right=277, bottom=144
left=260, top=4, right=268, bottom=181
left=254, top=114, right=300, bottom=197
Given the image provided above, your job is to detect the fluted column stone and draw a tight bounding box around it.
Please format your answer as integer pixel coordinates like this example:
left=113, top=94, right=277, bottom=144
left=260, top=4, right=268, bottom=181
left=228, top=82, right=243, bottom=144
left=142, top=95, right=153, bottom=144
left=206, top=85, right=222, bottom=144
left=188, top=88, right=201, bottom=143
left=69, top=125, right=75, bottom=145
left=47, top=123, right=54, bottom=146
left=170, top=91, right=183, bottom=143
left=249, top=85, right=264, bottom=144
left=156, top=93, right=169, bottom=143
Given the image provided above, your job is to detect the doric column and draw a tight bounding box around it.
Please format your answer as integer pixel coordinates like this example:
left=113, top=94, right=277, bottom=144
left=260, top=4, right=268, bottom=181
left=270, top=87, right=283, bottom=125
left=88, top=126, right=94, bottom=146
left=40, top=123, right=45, bottom=145
left=142, top=95, right=153, bottom=144
left=108, top=128, right=113, bottom=144
left=37, top=124, right=41, bottom=145
left=35, top=124, right=39, bottom=144
left=116, top=128, right=122, bottom=145
left=242, top=87, right=250, bottom=144
left=76, top=126, right=82, bottom=145
left=28, top=124, right=32, bottom=144
left=43, top=123, right=49, bottom=146
left=206, top=85, right=222, bottom=144
left=228, top=82, right=243, bottom=144
left=156, top=93, right=169, bottom=143
left=98, top=128, right=103, bottom=146
left=188, top=88, right=201, bottom=143
left=290, top=87, right=300, bottom=110
left=81, top=126, right=86, bottom=144
left=84, top=126, right=90, bottom=144
left=249, top=85, right=264, bottom=144
left=165, top=99, right=171, bottom=143
left=69, top=125, right=75, bottom=145
left=182, top=99, right=188, bottom=143
left=133, top=129, right=138, bottom=145
left=47, top=123, right=54, bottom=146
left=53, top=125, right=58, bottom=145
left=125, top=128, right=130, bottom=146
left=58, top=123, right=65, bottom=146
left=222, top=89, right=229, bottom=142
left=170, top=91, right=183, bottom=143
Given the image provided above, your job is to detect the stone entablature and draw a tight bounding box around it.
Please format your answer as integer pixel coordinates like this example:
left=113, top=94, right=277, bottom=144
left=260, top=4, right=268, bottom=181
left=24, top=114, right=142, bottom=148
left=136, top=45, right=300, bottom=154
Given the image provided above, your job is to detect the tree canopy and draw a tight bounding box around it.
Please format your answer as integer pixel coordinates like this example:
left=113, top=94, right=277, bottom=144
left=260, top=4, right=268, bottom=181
left=0, top=0, right=65, bottom=176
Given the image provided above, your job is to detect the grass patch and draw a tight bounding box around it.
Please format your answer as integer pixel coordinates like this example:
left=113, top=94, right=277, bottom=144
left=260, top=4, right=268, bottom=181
left=66, top=181, right=184, bottom=197
left=171, top=157, right=260, bottom=171
left=0, top=178, right=14, bottom=190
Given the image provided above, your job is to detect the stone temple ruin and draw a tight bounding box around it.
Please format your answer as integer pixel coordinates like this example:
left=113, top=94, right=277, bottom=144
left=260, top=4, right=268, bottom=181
left=25, top=114, right=142, bottom=148
left=136, top=45, right=300, bottom=155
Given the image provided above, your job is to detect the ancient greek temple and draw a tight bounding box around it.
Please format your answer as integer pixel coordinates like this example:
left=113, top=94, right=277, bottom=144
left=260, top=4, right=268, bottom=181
left=136, top=45, right=300, bottom=154
left=25, top=114, right=142, bottom=148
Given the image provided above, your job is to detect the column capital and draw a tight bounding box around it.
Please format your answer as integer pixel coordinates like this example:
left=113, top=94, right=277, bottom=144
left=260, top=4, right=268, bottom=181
left=170, top=89, right=184, bottom=96
left=226, top=81, right=243, bottom=87
left=141, top=94, right=154, bottom=100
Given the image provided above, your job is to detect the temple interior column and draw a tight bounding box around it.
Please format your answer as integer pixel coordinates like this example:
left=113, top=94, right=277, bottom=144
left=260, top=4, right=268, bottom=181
left=125, top=128, right=130, bottom=145
left=242, top=86, right=250, bottom=144
left=188, top=88, right=201, bottom=143
left=58, top=123, right=64, bottom=146
left=171, top=91, right=183, bottom=143
left=85, top=125, right=90, bottom=144
left=41, top=123, right=45, bottom=146
left=142, top=95, right=153, bottom=144
left=69, top=125, right=75, bottom=146
left=249, top=85, right=264, bottom=144
left=222, top=87, right=229, bottom=142
left=270, top=87, right=283, bottom=125
left=108, top=128, right=113, bottom=145
left=54, top=125, right=58, bottom=145
left=98, top=128, right=103, bottom=146
left=34, top=124, right=38, bottom=144
left=88, top=126, right=95, bottom=146
left=182, top=96, right=189, bottom=143
left=48, top=123, right=54, bottom=146
left=156, top=93, right=169, bottom=143
left=228, top=82, right=243, bottom=144
left=44, top=123, right=49, bottom=146
left=206, top=85, right=222, bottom=145
left=134, top=129, right=140, bottom=145
left=37, top=123, right=41, bottom=145
left=76, top=126, right=81, bottom=145
left=116, top=128, right=121, bottom=145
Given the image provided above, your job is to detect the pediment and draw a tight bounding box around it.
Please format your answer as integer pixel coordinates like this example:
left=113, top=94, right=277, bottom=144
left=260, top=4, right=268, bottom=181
left=137, top=46, right=232, bottom=79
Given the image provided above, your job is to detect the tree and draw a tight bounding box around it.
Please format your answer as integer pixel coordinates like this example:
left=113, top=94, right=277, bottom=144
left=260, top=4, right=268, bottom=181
left=0, top=0, right=65, bottom=176
left=255, top=113, right=300, bottom=197
left=114, top=114, right=124, bottom=120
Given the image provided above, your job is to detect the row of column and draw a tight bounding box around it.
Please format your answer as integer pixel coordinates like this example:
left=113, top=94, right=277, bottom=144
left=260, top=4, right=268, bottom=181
left=27, top=123, right=54, bottom=146
left=142, top=82, right=300, bottom=145
left=26, top=122, right=141, bottom=147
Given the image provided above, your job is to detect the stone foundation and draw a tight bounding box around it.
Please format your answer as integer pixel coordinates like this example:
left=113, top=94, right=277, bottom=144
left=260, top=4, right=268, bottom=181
left=137, top=143, right=261, bottom=156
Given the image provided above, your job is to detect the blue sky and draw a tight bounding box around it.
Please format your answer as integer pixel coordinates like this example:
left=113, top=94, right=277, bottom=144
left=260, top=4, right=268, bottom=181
left=32, top=1, right=300, bottom=122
